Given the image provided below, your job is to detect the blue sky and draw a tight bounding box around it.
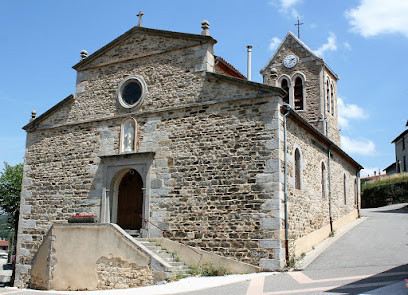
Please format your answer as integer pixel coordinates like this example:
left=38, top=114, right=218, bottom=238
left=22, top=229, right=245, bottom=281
left=0, top=0, right=407, bottom=177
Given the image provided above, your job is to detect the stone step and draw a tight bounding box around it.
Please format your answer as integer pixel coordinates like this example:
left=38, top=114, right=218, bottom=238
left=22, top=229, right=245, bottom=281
left=144, top=245, right=162, bottom=251
left=133, top=238, right=191, bottom=279
left=125, top=229, right=141, bottom=238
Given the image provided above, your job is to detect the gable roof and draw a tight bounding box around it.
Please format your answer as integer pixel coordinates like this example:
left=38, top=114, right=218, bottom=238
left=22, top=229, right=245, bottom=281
left=215, top=56, right=246, bottom=79
left=73, top=26, right=217, bottom=71
left=391, top=128, right=408, bottom=143
left=260, top=31, right=339, bottom=79
left=23, top=94, right=74, bottom=131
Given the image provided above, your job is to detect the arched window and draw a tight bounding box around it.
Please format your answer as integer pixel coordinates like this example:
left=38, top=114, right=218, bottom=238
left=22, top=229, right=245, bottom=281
left=330, top=83, right=335, bottom=115
left=281, top=78, right=290, bottom=104
left=295, top=149, right=301, bottom=190
left=321, top=162, right=327, bottom=198
left=326, top=80, right=330, bottom=114
left=344, top=174, right=347, bottom=205
left=294, top=77, right=304, bottom=110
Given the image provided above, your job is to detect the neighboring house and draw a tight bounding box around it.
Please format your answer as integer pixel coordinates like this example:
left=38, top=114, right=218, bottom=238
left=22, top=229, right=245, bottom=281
left=0, top=240, right=8, bottom=252
left=15, top=22, right=362, bottom=288
left=385, top=121, right=408, bottom=175
left=384, top=162, right=397, bottom=176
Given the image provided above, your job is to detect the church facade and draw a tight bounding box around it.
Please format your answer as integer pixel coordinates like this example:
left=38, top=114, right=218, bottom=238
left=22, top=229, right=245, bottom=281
left=15, top=22, right=362, bottom=287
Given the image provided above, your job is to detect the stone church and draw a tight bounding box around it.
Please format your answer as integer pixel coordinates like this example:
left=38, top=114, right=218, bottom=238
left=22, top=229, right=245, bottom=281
left=15, top=20, right=362, bottom=289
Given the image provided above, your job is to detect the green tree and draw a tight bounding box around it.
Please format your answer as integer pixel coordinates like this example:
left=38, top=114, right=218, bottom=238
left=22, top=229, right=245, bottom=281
left=0, top=162, right=23, bottom=230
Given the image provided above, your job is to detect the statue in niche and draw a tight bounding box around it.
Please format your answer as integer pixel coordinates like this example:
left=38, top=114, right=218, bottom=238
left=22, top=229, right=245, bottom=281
left=121, top=118, right=136, bottom=153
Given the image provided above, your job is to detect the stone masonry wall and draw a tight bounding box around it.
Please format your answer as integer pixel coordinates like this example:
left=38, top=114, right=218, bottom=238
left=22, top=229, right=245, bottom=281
left=16, top=31, right=285, bottom=285
left=262, top=36, right=341, bottom=147
left=96, top=257, right=153, bottom=289
left=148, top=98, right=282, bottom=268
left=263, top=37, right=323, bottom=130
left=283, top=115, right=359, bottom=247
left=17, top=94, right=283, bottom=287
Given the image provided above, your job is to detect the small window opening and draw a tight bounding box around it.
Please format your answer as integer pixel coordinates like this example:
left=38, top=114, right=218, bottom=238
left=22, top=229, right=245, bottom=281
left=295, top=149, right=301, bottom=190
left=326, top=80, right=330, bottom=114
left=330, top=84, right=335, bottom=115
left=321, top=162, right=327, bottom=198
left=281, top=79, right=289, bottom=104
left=294, top=77, right=304, bottom=110
left=344, top=174, right=347, bottom=205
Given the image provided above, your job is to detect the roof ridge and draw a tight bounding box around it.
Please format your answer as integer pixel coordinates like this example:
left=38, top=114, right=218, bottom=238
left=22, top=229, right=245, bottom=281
left=214, top=56, right=246, bottom=79
left=73, top=26, right=217, bottom=71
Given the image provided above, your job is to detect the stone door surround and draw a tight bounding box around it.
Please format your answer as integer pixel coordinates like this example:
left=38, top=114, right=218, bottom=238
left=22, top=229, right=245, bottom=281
left=99, top=152, right=155, bottom=237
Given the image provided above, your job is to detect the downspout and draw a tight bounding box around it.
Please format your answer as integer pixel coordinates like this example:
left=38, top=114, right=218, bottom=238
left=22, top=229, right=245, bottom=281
left=283, top=104, right=291, bottom=267
left=356, top=170, right=361, bottom=217
left=328, top=144, right=333, bottom=233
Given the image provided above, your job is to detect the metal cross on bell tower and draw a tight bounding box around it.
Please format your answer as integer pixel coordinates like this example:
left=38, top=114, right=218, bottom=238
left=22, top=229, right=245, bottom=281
left=294, top=16, right=304, bottom=39
left=137, top=11, right=144, bottom=27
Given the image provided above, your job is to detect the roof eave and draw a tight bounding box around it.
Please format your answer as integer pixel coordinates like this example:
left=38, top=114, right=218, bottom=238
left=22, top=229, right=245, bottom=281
left=284, top=107, right=363, bottom=170
left=23, top=94, right=75, bottom=131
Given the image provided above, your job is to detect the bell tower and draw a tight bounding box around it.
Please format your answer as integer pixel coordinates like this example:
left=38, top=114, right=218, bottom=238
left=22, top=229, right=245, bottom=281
left=260, top=32, right=341, bottom=146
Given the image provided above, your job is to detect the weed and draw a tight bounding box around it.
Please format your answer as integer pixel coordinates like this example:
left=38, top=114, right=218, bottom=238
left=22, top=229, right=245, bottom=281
left=301, top=252, right=306, bottom=259
left=289, top=256, right=296, bottom=268
left=200, top=263, right=231, bottom=276
left=188, top=264, right=200, bottom=276
left=329, top=231, right=335, bottom=237
left=171, top=273, right=188, bottom=281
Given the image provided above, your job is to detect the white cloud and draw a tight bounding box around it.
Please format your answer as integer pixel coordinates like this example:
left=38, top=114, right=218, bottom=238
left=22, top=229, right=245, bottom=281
left=344, top=41, right=352, bottom=51
left=338, top=97, right=368, bottom=129
left=269, top=0, right=302, bottom=18
left=269, top=37, right=282, bottom=52
left=280, top=0, right=302, bottom=9
left=345, top=0, right=408, bottom=38
left=314, top=32, right=337, bottom=57
left=341, top=135, right=376, bottom=156
left=361, top=167, right=383, bottom=178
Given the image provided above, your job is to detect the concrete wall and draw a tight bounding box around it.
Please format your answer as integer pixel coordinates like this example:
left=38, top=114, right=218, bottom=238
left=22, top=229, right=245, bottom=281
left=152, top=237, right=261, bottom=273
left=30, top=224, right=159, bottom=290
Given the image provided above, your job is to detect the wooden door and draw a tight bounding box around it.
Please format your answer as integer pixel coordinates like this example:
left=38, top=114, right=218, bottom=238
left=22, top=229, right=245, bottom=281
left=117, top=170, right=143, bottom=229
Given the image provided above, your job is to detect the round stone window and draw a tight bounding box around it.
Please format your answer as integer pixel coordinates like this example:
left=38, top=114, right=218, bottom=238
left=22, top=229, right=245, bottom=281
left=116, top=76, right=147, bottom=110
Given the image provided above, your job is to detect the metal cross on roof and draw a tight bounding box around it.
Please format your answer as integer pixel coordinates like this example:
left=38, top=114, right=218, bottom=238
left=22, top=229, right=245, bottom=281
left=294, top=16, right=304, bottom=39
left=137, top=11, right=144, bottom=27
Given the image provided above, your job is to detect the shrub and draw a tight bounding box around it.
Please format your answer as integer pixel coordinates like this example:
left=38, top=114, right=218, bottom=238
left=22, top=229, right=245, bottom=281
left=361, top=174, right=408, bottom=208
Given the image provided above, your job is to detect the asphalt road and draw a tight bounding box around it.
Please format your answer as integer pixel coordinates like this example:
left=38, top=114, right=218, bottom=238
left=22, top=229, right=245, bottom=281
left=180, top=203, right=408, bottom=295
left=1, top=203, right=407, bottom=295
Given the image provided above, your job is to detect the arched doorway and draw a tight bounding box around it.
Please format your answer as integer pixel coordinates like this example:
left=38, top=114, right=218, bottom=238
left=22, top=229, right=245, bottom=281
left=117, top=169, right=143, bottom=230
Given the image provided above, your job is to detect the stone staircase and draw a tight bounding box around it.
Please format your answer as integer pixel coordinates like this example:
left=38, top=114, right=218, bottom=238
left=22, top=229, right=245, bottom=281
left=124, top=231, right=191, bottom=280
